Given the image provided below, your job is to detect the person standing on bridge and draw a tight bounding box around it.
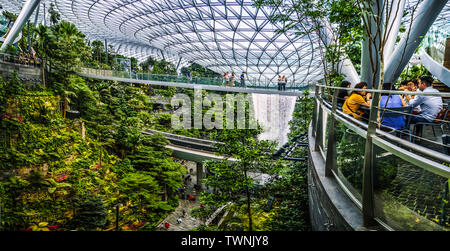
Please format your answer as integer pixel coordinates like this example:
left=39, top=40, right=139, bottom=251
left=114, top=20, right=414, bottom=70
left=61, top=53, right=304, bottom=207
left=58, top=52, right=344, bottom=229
left=277, top=75, right=282, bottom=91
left=231, top=72, right=236, bottom=87
left=223, top=72, right=227, bottom=86
left=281, top=75, right=287, bottom=91
left=240, top=72, right=246, bottom=88
left=186, top=69, right=192, bottom=82
left=225, top=72, right=230, bottom=86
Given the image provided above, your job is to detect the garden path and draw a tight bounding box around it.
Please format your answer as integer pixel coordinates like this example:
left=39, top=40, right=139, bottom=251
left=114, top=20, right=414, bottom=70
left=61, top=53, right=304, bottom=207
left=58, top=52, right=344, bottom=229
left=157, top=161, right=204, bottom=231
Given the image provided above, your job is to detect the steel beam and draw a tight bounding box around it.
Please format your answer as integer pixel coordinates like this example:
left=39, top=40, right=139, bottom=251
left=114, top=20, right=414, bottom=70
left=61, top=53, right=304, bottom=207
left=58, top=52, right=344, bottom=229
left=383, top=0, right=406, bottom=63
left=383, top=0, right=447, bottom=84
left=0, top=0, right=41, bottom=52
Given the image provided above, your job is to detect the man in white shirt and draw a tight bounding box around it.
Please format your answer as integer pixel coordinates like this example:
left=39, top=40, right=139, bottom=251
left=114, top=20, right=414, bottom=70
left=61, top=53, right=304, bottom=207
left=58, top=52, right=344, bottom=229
left=408, top=76, right=443, bottom=135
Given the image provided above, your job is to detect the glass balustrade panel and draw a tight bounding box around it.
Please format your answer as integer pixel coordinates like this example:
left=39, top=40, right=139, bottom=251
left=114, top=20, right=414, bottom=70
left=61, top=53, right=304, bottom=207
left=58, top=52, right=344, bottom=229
left=373, top=144, right=450, bottom=231
left=335, top=119, right=365, bottom=202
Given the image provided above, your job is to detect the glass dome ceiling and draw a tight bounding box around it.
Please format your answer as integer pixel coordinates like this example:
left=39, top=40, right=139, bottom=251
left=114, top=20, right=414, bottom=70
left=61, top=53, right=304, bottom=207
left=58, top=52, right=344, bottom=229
left=1, top=0, right=449, bottom=84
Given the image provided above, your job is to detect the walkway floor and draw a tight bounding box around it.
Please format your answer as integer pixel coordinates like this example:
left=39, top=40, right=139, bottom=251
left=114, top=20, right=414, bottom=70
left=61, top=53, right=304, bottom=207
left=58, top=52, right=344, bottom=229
left=157, top=161, right=205, bottom=231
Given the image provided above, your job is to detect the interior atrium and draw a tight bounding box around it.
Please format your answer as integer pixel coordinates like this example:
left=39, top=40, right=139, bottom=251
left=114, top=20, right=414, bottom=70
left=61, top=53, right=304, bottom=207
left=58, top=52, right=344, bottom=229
left=0, top=0, right=449, bottom=235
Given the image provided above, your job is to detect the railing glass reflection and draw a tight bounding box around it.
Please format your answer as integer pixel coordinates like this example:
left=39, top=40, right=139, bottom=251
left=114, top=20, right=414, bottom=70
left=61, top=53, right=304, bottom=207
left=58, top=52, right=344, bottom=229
left=312, top=84, right=450, bottom=230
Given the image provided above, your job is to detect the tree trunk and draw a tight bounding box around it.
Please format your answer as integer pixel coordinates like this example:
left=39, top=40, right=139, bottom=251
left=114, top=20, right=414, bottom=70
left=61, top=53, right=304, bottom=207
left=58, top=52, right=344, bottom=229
left=64, top=94, right=68, bottom=118
left=244, top=170, right=252, bottom=231
left=41, top=58, right=46, bottom=89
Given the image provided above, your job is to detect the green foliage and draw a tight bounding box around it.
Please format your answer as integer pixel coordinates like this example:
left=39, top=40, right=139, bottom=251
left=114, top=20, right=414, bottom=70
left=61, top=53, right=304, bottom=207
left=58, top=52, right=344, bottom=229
left=139, top=56, right=176, bottom=75
left=201, top=125, right=283, bottom=231
left=2, top=10, right=17, bottom=21
left=288, top=91, right=314, bottom=138
left=5, top=44, right=18, bottom=55
left=0, top=16, right=189, bottom=231
left=48, top=3, right=61, bottom=26
left=398, top=65, right=432, bottom=84
left=70, top=195, right=108, bottom=230
left=181, top=63, right=221, bottom=78
left=2, top=72, right=25, bottom=97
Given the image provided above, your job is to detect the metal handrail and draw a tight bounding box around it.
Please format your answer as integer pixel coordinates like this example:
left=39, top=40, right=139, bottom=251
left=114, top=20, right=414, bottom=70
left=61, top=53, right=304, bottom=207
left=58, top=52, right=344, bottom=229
left=316, top=84, right=450, bottom=97
left=0, top=52, right=41, bottom=67
left=312, top=83, right=450, bottom=230
left=79, top=67, right=311, bottom=91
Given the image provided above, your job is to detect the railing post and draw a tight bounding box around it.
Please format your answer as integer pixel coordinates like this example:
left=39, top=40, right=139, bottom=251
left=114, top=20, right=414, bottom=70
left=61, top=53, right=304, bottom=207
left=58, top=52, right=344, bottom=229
left=311, top=85, right=319, bottom=136
left=325, top=89, right=338, bottom=177
left=362, top=89, right=380, bottom=227
left=314, top=86, right=324, bottom=152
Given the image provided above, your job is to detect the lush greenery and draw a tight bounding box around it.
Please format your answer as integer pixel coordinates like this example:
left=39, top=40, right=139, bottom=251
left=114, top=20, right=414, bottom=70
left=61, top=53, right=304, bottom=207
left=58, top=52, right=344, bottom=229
left=191, top=92, right=313, bottom=231
left=0, top=13, right=188, bottom=230
left=1, top=6, right=313, bottom=232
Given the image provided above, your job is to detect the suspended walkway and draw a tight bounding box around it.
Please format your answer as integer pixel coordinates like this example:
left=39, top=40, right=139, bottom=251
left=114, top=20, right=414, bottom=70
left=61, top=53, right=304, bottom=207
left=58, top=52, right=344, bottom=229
left=142, top=128, right=308, bottom=163
left=77, top=68, right=311, bottom=97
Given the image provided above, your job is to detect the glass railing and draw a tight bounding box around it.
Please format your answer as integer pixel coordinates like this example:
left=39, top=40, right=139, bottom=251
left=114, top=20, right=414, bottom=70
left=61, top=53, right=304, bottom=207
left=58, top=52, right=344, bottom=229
left=79, top=67, right=310, bottom=92
left=311, top=84, right=450, bottom=230
left=423, top=26, right=449, bottom=65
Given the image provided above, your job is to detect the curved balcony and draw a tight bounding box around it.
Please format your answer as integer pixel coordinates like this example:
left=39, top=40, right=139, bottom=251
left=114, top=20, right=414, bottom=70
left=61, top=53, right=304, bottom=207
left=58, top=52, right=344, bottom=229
left=308, top=85, right=450, bottom=231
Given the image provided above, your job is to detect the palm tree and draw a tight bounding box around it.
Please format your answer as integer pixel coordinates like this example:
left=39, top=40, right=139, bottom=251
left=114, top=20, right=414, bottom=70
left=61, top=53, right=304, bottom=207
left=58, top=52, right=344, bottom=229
left=34, top=24, right=55, bottom=89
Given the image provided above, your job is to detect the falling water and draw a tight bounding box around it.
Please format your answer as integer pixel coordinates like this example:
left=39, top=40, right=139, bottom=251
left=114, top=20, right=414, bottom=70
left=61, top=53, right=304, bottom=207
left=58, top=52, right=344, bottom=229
left=251, top=93, right=297, bottom=148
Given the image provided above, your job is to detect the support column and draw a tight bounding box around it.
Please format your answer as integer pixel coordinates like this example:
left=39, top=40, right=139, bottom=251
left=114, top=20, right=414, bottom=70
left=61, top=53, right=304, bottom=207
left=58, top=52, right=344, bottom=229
left=196, top=162, right=203, bottom=191
left=105, top=39, right=108, bottom=65
left=0, top=0, right=42, bottom=52
left=383, top=0, right=447, bottom=84
left=317, top=18, right=360, bottom=86
left=444, top=38, right=450, bottom=70
left=360, top=0, right=384, bottom=89
left=33, top=3, right=40, bottom=28
left=383, top=0, right=406, bottom=63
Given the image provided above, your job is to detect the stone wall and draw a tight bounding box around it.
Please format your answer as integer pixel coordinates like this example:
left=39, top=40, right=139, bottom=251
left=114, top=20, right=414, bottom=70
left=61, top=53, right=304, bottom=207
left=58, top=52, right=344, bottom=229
left=0, top=60, right=42, bottom=84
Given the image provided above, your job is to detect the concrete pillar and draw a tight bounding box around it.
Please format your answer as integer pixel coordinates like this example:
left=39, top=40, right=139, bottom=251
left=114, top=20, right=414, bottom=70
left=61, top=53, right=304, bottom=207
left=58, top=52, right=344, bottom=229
left=196, top=162, right=203, bottom=190
left=444, top=38, right=450, bottom=70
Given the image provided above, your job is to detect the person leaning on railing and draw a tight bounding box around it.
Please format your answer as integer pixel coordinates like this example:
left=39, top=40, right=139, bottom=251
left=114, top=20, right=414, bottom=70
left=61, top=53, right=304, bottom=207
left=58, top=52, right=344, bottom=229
left=407, top=75, right=443, bottom=136
left=342, top=82, right=371, bottom=121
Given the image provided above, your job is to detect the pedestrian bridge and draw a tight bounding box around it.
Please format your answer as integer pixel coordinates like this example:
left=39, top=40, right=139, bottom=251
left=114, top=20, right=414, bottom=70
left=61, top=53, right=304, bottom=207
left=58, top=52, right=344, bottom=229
left=142, top=128, right=306, bottom=163
left=142, top=129, right=231, bottom=163
left=77, top=68, right=310, bottom=97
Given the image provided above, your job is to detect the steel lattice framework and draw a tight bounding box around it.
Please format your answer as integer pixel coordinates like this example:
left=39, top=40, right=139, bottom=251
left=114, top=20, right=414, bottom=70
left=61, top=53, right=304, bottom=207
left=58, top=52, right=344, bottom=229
left=0, top=0, right=449, bottom=83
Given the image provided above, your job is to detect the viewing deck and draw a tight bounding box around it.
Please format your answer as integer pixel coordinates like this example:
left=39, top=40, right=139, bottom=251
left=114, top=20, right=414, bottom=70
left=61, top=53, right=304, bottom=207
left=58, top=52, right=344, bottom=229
left=308, top=84, right=450, bottom=231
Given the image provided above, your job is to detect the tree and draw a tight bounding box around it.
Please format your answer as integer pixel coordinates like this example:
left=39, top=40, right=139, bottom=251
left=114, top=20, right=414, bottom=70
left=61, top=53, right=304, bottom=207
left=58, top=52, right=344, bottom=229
left=34, top=24, right=55, bottom=88
left=127, top=134, right=185, bottom=201
left=91, top=40, right=105, bottom=66
left=202, top=126, right=283, bottom=231
left=118, top=172, right=162, bottom=220
left=71, top=195, right=108, bottom=230
left=48, top=3, right=61, bottom=26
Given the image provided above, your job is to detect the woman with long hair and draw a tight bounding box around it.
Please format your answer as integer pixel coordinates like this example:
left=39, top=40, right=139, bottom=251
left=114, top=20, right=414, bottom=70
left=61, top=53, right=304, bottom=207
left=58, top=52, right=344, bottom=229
left=342, top=82, right=371, bottom=121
